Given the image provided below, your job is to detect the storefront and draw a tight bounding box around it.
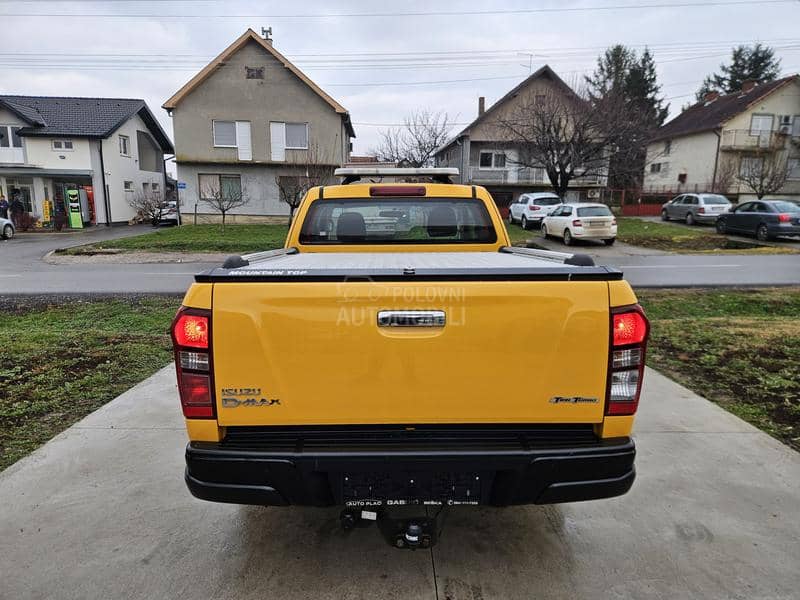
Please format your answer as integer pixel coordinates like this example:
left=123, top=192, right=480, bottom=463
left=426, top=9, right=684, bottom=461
left=0, top=170, right=95, bottom=230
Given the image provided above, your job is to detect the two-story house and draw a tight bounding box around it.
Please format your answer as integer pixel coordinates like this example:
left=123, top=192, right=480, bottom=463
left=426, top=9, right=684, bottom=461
left=0, top=96, right=173, bottom=226
left=163, top=29, right=355, bottom=221
left=433, top=65, right=608, bottom=212
left=643, top=75, right=800, bottom=202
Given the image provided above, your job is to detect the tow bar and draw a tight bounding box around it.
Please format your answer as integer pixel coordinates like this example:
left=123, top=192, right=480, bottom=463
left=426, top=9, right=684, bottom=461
left=339, top=506, right=447, bottom=549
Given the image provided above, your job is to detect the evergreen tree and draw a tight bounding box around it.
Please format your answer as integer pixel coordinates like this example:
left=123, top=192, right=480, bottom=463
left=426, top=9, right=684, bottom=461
left=586, top=45, right=668, bottom=188
left=694, top=44, right=782, bottom=101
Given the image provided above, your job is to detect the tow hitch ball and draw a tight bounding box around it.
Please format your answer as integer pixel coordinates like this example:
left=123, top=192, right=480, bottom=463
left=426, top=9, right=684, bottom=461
left=339, top=509, right=439, bottom=549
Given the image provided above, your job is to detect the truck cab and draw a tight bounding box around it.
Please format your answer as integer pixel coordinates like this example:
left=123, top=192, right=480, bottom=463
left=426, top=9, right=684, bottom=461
left=172, top=168, right=648, bottom=531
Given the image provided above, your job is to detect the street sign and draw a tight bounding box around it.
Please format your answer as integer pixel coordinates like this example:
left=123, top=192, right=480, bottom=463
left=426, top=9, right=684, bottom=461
left=177, top=182, right=187, bottom=190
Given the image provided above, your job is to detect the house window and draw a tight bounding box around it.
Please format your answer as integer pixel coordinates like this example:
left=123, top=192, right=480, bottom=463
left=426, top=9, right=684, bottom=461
left=793, top=115, right=800, bottom=137
left=123, top=181, right=134, bottom=192
left=664, top=140, right=671, bottom=156
left=650, top=163, right=662, bottom=173
left=212, top=120, right=237, bottom=147
left=787, top=158, right=800, bottom=180
left=245, top=66, right=265, bottom=79
left=119, top=135, right=130, bottom=156
left=52, top=139, right=74, bottom=151
left=479, top=151, right=506, bottom=169
left=0, top=126, right=23, bottom=148
left=740, top=156, right=763, bottom=176
left=285, top=123, right=309, bottom=149
left=198, top=174, right=242, bottom=200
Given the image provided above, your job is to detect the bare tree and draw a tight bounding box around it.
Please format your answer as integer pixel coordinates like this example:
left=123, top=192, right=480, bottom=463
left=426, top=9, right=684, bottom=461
left=736, top=150, right=789, bottom=199
left=200, top=176, right=248, bottom=232
left=275, top=142, right=337, bottom=226
left=713, top=157, right=739, bottom=194
left=493, top=87, right=636, bottom=198
left=126, top=189, right=163, bottom=226
left=374, top=110, right=452, bottom=167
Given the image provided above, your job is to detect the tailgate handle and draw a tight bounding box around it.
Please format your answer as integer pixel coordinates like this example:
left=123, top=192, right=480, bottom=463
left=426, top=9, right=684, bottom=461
left=377, top=310, right=446, bottom=327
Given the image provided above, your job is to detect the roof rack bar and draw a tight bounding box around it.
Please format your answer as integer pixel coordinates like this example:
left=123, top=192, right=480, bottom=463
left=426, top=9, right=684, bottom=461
left=499, top=246, right=595, bottom=267
left=334, top=167, right=459, bottom=185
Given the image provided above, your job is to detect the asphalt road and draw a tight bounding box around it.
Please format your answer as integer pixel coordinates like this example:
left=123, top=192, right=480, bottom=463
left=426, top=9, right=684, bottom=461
left=2, top=226, right=800, bottom=293
left=2, top=367, right=798, bottom=599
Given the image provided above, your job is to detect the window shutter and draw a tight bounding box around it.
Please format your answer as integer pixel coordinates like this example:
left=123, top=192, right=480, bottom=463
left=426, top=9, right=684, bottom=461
left=236, top=121, right=252, bottom=161
left=270, top=122, right=286, bottom=161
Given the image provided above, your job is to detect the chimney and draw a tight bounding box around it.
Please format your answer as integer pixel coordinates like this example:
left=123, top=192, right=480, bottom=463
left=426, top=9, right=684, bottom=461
left=478, top=96, right=485, bottom=116
left=741, top=79, right=757, bottom=94
left=703, top=91, right=719, bottom=103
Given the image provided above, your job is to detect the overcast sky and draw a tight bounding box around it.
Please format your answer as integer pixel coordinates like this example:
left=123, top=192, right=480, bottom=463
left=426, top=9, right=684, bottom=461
left=1, top=0, right=798, bottom=172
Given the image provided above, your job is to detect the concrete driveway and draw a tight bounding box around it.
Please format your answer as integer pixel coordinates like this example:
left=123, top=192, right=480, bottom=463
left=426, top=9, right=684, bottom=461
left=1, top=367, right=798, bottom=599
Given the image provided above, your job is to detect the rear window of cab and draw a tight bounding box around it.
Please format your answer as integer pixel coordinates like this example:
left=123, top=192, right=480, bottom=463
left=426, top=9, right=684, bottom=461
left=299, top=198, right=497, bottom=245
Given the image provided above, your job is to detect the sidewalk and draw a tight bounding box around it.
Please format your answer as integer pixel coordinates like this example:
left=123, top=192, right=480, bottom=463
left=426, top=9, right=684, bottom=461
left=1, top=367, right=798, bottom=599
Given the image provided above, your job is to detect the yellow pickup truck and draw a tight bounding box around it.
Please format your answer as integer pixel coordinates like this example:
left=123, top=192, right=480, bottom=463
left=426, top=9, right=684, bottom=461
left=171, top=168, right=649, bottom=548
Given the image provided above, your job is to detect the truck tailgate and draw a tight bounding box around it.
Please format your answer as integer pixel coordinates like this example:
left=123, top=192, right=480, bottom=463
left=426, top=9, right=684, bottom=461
left=211, top=280, right=610, bottom=426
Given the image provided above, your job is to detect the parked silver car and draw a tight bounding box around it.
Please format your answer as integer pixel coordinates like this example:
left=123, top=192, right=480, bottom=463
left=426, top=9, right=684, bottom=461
left=1, top=217, right=15, bottom=240
left=661, top=193, right=731, bottom=225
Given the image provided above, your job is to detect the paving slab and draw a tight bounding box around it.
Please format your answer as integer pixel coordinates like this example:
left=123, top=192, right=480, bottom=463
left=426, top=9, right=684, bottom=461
left=1, top=367, right=798, bottom=600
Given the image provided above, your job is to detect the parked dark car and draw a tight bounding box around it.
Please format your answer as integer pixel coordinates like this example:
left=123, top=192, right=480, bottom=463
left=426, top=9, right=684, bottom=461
left=716, top=200, right=800, bottom=241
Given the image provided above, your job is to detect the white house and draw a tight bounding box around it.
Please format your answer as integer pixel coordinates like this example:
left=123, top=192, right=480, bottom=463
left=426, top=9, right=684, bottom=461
left=643, top=75, right=800, bottom=202
left=0, top=96, right=174, bottom=227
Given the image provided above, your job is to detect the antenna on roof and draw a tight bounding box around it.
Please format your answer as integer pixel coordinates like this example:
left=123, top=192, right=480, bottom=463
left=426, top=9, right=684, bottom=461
left=261, top=27, right=272, bottom=43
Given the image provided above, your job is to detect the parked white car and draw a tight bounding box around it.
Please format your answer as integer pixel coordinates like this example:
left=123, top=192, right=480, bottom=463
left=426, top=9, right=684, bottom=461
left=541, top=203, right=617, bottom=246
left=508, top=193, right=562, bottom=229
left=1, top=217, right=15, bottom=240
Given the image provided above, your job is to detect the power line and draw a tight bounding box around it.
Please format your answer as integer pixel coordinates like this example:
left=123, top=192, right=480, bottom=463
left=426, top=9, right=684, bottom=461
left=0, top=0, right=794, bottom=18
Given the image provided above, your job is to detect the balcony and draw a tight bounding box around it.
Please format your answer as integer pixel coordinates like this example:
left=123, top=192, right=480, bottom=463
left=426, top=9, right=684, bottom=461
left=468, top=167, right=605, bottom=187
left=720, top=129, right=787, bottom=152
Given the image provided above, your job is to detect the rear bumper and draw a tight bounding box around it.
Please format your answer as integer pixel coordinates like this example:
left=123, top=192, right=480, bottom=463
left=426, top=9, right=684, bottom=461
left=185, top=426, right=636, bottom=507
left=771, top=224, right=800, bottom=236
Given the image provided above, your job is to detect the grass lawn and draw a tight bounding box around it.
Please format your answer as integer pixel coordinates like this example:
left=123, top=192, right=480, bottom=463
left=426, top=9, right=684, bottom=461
left=638, top=288, right=800, bottom=450
left=0, top=296, right=180, bottom=471
left=506, top=218, right=795, bottom=253
left=61, top=224, right=289, bottom=255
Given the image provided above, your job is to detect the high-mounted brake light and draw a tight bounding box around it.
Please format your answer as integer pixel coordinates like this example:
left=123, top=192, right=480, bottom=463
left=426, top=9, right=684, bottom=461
left=370, top=186, right=426, bottom=197
left=606, top=305, right=649, bottom=416
left=171, top=307, right=215, bottom=419
left=778, top=213, right=791, bottom=223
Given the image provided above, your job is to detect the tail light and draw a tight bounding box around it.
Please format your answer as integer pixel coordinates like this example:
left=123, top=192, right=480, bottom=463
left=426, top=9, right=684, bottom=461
left=698, top=207, right=705, bottom=214
left=530, top=205, right=541, bottom=211
left=606, top=305, right=649, bottom=416
left=778, top=213, right=791, bottom=223
left=612, top=218, right=617, bottom=225
left=572, top=219, right=583, bottom=227
left=171, top=307, right=215, bottom=419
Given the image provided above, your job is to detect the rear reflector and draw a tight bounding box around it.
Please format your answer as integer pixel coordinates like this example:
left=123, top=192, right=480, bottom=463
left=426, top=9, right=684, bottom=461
left=370, top=185, right=426, bottom=197
left=179, top=372, right=213, bottom=418
left=606, top=305, right=650, bottom=416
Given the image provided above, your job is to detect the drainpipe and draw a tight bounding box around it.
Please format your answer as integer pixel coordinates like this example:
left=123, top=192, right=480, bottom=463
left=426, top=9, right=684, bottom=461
left=98, top=139, right=111, bottom=226
left=711, top=128, right=721, bottom=193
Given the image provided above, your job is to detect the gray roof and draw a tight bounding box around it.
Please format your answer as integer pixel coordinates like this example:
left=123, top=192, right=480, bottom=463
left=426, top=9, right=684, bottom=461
left=0, top=95, right=174, bottom=152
